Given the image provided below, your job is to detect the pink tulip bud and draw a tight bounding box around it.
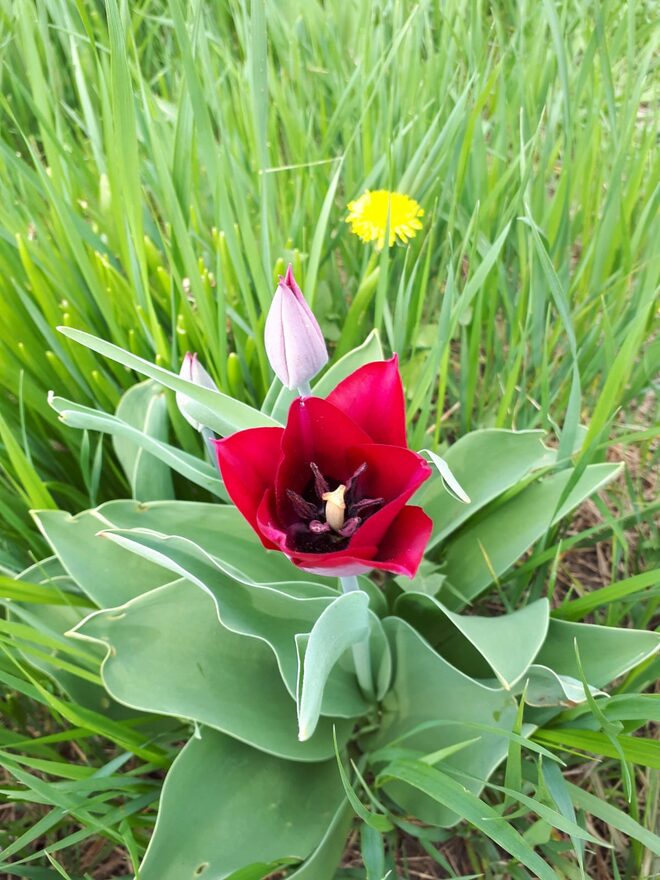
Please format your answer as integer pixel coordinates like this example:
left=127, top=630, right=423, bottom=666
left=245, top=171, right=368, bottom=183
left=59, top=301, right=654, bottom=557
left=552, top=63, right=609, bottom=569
left=264, top=265, right=328, bottom=391
left=176, top=352, right=218, bottom=432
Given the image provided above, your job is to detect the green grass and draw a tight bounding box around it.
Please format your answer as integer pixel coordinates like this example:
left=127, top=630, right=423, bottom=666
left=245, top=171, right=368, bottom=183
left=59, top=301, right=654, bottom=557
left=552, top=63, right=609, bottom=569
left=0, top=0, right=658, bottom=877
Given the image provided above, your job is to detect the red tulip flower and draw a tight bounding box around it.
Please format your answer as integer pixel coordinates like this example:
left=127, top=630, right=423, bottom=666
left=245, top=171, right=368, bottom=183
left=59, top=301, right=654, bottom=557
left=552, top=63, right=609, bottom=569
left=215, top=357, right=433, bottom=578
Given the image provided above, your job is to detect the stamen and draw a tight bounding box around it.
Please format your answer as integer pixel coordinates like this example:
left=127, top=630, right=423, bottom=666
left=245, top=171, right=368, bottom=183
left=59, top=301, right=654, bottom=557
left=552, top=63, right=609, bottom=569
left=351, top=496, right=384, bottom=516
left=286, top=490, right=319, bottom=521
left=346, top=462, right=367, bottom=491
left=309, top=520, right=331, bottom=534
left=322, top=484, right=347, bottom=531
left=338, top=516, right=361, bottom=537
left=310, top=462, right=329, bottom=498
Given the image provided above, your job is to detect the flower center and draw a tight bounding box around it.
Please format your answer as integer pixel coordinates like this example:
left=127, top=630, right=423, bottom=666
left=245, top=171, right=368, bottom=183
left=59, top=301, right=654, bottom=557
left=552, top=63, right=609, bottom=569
left=285, top=462, right=384, bottom=554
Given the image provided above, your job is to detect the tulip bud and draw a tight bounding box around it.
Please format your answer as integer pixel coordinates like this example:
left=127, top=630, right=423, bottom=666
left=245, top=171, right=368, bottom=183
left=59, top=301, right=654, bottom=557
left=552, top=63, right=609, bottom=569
left=264, top=264, right=328, bottom=392
left=176, top=352, right=218, bottom=432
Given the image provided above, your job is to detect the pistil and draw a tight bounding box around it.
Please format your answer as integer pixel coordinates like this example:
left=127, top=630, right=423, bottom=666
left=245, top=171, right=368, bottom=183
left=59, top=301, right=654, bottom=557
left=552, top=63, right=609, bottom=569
left=321, top=484, right=347, bottom=530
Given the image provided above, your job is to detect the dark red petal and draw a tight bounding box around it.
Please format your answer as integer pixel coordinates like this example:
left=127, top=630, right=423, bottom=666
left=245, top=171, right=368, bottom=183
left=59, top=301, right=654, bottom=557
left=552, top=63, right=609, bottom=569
left=214, top=428, right=284, bottom=550
left=275, top=396, right=372, bottom=523
left=255, top=489, right=289, bottom=549
left=326, top=355, right=407, bottom=446
left=345, top=444, right=432, bottom=550
left=288, top=544, right=379, bottom=575
left=369, top=506, right=433, bottom=578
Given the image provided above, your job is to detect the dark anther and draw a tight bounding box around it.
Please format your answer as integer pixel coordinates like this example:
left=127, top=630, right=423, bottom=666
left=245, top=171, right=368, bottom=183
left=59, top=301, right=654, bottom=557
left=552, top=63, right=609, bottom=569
left=351, top=496, right=384, bottom=515
left=286, top=461, right=384, bottom=555
left=286, top=489, right=319, bottom=521
left=338, top=516, right=361, bottom=537
left=310, top=462, right=329, bottom=498
left=345, top=462, right=367, bottom=491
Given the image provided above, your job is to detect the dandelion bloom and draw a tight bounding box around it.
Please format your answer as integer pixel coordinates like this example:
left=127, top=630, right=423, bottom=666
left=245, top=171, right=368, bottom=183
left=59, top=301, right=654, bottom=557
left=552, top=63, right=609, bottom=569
left=215, top=357, right=433, bottom=578
left=346, top=190, right=424, bottom=249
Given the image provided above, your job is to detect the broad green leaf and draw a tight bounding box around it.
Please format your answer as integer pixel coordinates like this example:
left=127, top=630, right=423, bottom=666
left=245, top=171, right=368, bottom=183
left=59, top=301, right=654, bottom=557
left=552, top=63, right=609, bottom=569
left=274, top=798, right=352, bottom=880
left=49, top=394, right=226, bottom=499
left=267, top=329, right=385, bottom=424
left=379, top=760, right=557, bottom=880
left=101, top=528, right=366, bottom=718
left=139, top=728, right=345, bottom=880
left=523, top=666, right=607, bottom=707
left=534, top=618, right=659, bottom=688
left=33, top=501, right=330, bottom=607
left=297, top=591, right=371, bottom=741
left=102, top=525, right=335, bottom=598
left=57, top=327, right=279, bottom=434
left=394, top=594, right=549, bottom=688
left=440, top=463, right=622, bottom=607
left=113, top=380, right=174, bottom=501
left=32, top=507, right=172, bottom=607
left=71, top=581, right=352, bottom=761
left=369, top=618, right=518, bottom=826
left=415, top=429, right=553, bottom=550
left=10, top=557, right=166, bottom=720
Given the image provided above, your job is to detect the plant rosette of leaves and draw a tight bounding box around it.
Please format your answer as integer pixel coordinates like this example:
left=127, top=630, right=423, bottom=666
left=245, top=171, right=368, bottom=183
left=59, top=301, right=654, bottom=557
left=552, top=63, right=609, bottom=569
left=15, top=317, right=658, bottom=880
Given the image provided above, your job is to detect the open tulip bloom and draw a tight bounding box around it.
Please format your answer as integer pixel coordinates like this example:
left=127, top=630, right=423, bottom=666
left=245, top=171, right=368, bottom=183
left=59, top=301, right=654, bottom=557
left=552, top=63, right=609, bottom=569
left=45, top=269, right=659, bottom=880
left=215, top=357, right=433, bottom=578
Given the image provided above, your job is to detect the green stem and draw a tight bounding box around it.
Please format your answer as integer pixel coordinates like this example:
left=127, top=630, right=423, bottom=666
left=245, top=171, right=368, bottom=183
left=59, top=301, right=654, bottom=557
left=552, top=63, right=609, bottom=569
left=296, top=381, right=312, bottom=396
left=340, top=575, right=374, bottom=699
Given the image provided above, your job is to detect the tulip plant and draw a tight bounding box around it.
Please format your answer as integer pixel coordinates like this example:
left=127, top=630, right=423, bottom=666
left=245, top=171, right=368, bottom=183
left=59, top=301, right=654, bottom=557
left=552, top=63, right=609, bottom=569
left=16, top=267, right=658, bottom=878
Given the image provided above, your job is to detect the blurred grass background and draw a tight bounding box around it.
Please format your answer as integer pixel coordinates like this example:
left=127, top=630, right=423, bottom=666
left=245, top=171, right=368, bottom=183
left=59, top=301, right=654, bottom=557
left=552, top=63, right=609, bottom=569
left=0, top=0, right=657, bottom=877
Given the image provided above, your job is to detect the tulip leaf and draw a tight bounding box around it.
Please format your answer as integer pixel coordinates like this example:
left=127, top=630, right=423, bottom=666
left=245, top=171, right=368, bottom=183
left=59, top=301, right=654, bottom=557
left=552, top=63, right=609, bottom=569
left=33, top=501, right=325, bottom=607
left=419, top=449, right=471, bottom=503
left=113, top=380, right=175, bottom=501
left=416, top=429, right=554, bottom=549
left=394, top=594, right=549, bottom=688
left=57, top=326, right=279, bottom=434
left=534, top=618, right=659, bottom=687
left=267, top=329, right=384, bottom=424
left=9, top=557, right=150, bottom=719
left=33, top=507, right=172, bottom=606
left=100, top=527, right=366, bottom=718
left=286, top=800, right=353, bottom=880
left=370, top=618, right=518, bottom=826
left=49, top=393, right=225, bottom=499
left=297, top=591, right=371, bottom=741
left=71, top=581, right=353, bottom=761
left=523, top=666, right=607, bottom=707
left=138, top=728, right=345, bottom=880
left=440, top=462, right=622, bottom=607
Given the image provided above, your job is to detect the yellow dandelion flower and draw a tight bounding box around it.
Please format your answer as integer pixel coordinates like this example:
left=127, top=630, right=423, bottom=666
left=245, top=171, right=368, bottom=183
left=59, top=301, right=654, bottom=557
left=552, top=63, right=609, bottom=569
left=345, top=189, right=424, bottom=249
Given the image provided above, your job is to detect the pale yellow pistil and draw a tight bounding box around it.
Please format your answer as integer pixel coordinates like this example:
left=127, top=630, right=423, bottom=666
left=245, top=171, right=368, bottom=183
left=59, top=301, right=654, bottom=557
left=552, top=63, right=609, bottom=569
left=322, top=484, right=347, bottom=531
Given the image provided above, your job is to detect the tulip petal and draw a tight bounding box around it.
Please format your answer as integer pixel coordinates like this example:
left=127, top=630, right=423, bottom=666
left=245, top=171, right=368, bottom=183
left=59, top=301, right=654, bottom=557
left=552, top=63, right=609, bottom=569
left=214, top=428, right=285, bottom=549
left=369, top=505, right=433, bottom=578
left=326, top=356, right=407, bottom=446
left=345, top=444, right=432, bottom=549
left=275, top=397, right=373, bottom=525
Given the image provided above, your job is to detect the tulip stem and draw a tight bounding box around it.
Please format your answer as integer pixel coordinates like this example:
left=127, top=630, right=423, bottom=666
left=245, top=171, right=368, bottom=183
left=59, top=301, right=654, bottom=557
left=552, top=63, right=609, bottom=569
left=296, top=381, right=313, bottom=397
left=340, top=576, right=375, bottom=700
